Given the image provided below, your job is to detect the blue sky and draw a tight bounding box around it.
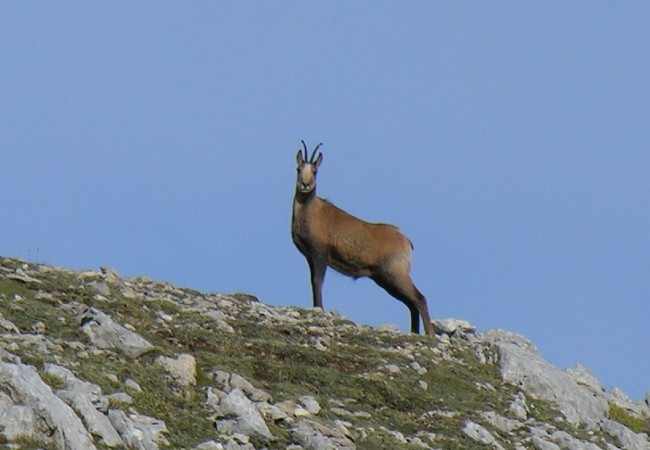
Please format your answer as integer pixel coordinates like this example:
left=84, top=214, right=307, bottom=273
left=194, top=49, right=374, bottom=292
left=2, top=3, right=649, bottom=400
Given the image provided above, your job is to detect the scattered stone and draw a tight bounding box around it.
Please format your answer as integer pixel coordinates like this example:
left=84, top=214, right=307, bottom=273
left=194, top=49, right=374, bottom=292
left=99, top=371, right=117, bottom=383
left=202, top=310, right=236, bottom=333
left=481, top=411, right=524, bottom=434
left=78, top=307, right=154, bottom=358
left=156, top=353, right=197, bottom=387
left=195, top=441, right=224, bottom=450
left=383, top=427, right=407, bottom=443
left=431, top=318, right=476, bottom=335
left=476, top=381, right=497, bottom=392
left=463, top=421, right=505, bottom=450
left=330, top=407, right=354, bottom=417
left=385, top=364, right=401, bottom=374
left=100, top=266, right=121, bottom=283
left=299, top=396, right=321, bottom=415
left=216, top=388, right=273, bottom=440
left=35, top=292, right=56, bottom=303
left=7, top=271, right=42, bottom=284
left=275, top=400, right=306, bottom=418
left=213, top=371, right=272, bottom=403
left=257, top=402, right=290, bottom=423
left=89, top=281, right=111, bottom=296
left=550, top=430, right=602, bottom=450
left=509, top=392, right=528, bottom=421
left=377, top=323, right=400, bottom=333
left=120, top=286, right=139, bottom=299
left=600, top=419, right=650, bottom=450
left=31, top=321, right=46, bottom=334
left=531, top=435, right=561, bottom=450
left=409, top=361, right=427, bottom=375
left=106, top=392, right=133, bottom=404
left=124, top=378, right=143, bottom=392
left=0, top=314, right=20, bottom=334
left=424, top=409, right=459, bottom=419
left=108, top=409, right=169, bottom=450
left=292, top=419, right=356, bottom=450
left=294, top=405, right=312, bottom=418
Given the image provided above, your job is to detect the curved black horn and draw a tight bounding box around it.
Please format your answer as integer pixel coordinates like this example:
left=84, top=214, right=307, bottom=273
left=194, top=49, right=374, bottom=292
left=310, top=143, right=323, bottom=162
left=301, top=140, right=309, bottom=161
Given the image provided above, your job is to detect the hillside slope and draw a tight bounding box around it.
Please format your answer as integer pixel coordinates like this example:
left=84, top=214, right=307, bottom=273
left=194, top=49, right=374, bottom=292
left=0, top=256, right=648, bottom=449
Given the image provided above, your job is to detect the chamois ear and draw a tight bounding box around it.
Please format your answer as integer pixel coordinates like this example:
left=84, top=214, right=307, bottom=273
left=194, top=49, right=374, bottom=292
left=313, top=152, right=323, bottom=169
left=296, top=149, right=305, bottom=166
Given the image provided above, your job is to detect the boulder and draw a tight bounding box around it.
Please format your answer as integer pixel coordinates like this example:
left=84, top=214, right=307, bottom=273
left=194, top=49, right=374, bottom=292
left=43, top=363, right=124, bottom=447
left=217, top=387, right=273, bottom=440
left=292, top=419, right=356, bottom=450
left=0, top=361, right=96, bottom=449
left=78, top=307, right=154, bottom=358
left=156, top=354, right=197, bottom=387
left=108, top=409, right=169, bottom=450
left=431, top=318, right=476, bottom=335
left=482, top=329, right=608, bottom=429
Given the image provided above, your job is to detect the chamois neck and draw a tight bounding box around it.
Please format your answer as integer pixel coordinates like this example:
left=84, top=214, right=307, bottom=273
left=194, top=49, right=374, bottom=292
left=294, top=188, right=317, bottom=205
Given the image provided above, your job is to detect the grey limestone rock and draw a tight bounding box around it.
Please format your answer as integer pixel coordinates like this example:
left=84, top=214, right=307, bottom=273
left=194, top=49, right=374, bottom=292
left=0, top=361, right=96, bottom=450
left=509, top=392, right=529, bottom=420
left=79, top=306, right=154, bottom=358
left=550, top=430, right=602, bottom=450
left=0, top=391, right=38, bottom=441
left=156, top=353, right=197, bottom=387
left=300, top=395, right=322, bottom=415
left=292, top=418, right=356, bottom=450
left=217, top=387, right=273, bottom=440
left=125, top=378, right=143, bottom=392
left=195, top=441, right=224, bottom=450
left=214, top=370, right=272, bottom=403
left=44, top=363, right=124, bottom=447
left=463, top=420, right=505, bottom=450
left=432, top=318, right=477, bottom=335
left=567, top=363, right=605, bottom=394
left=600, top=419, right=650, bottom=450
left=108, top=409, right=169, bottom=450
left=532, top=435, right=561, bottom=450
left=482, top=329, right=608, bottom=429
left=0, top=313, right=20, bottom=334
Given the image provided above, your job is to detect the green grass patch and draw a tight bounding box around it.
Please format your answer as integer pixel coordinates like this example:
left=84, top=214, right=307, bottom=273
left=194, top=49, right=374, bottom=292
left=609, top=403, right=650, bottom=434
left=1, top=257, right=586, bottom=449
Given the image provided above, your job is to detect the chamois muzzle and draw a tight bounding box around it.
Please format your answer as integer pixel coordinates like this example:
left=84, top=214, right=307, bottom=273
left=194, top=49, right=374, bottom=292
left=295, top=141, right=323, bottom=194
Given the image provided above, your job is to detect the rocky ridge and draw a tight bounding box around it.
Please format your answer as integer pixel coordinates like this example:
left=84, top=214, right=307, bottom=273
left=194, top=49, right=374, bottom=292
left=0, top=256, right=648, bottom=449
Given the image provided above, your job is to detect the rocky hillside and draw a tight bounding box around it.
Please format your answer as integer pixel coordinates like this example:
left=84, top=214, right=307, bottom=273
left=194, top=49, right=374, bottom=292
left=0, top=257, right=648, bottom=450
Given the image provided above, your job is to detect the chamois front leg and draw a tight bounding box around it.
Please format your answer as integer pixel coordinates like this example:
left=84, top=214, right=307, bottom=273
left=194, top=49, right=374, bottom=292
left=308, top=258, right=327, bottom=309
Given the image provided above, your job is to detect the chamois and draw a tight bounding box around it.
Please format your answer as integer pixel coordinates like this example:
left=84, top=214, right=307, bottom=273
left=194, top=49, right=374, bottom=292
left=291, top=141, right=435, bottom=336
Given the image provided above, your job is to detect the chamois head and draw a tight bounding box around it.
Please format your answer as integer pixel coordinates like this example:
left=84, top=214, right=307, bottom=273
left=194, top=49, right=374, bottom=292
left=295, top=141, right=323, bottom=195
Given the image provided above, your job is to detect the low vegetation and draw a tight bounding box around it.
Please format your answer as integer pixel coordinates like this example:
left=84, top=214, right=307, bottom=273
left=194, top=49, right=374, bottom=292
left=0, top=257, right=647, bottom=449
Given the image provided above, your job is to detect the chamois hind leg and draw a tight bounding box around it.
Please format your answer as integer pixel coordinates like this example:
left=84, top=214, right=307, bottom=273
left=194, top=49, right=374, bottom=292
left=372, top=266, right=435, bottom=337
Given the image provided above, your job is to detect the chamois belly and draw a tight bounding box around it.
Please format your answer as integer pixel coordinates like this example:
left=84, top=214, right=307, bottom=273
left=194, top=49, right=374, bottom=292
left=326, top=240, right=376, bottom=279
